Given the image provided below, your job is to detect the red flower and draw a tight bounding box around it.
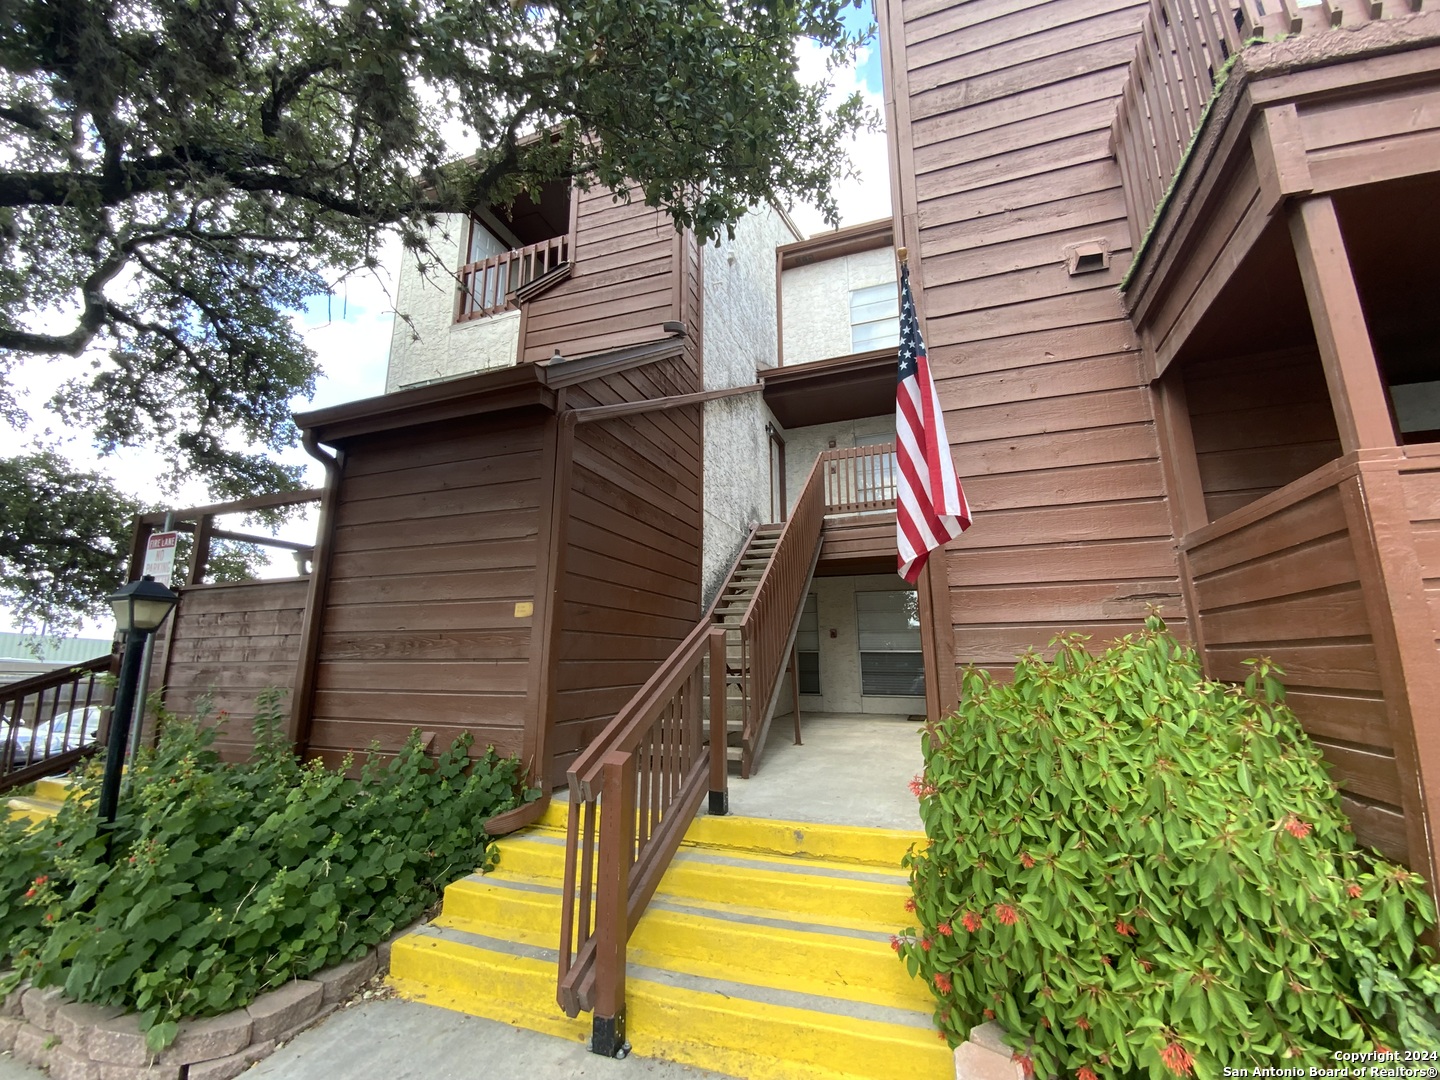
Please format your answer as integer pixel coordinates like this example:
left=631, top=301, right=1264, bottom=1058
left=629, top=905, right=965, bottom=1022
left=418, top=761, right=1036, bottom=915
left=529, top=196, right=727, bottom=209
left=890, top=935, right=901, bottom=952
left=23, top=888, right=35, bottom=900
left=44, top=912, right=54, bottom=922
left=983, top=1008, right=995, bottom=1020
left=1076, top=1018, right=1091, bottom=1031
left=1115, top=919, right=1135, bottom=936
left=907, top=773, right=936, bottom=798
left=1020, top=853, right=1035, bottom=869
left=1347, top=883, right=1362, bottom=898
left=1013, top=1053, right=1034, bottom=1078
left=904, top=897, right=916, bottom=913
left=934, top=972, right=952, bottom=993
left=1078, top=1067, right=1099, bottom=1080
left=33, top=875, right=47, bottom=886
left=937, top=921, right=953, bottom=937
left=1139, top=958, right=1153, bottom=973
left=921, top=936, right=933, bottom=951
left=962, top=911, right=983, bottom=933
left=1160, top=1041, right=1194, bottom=1077
left=1101, top=955, right=1112, bottom=966
left=1283, top=816, right=1312, bottom=839
left=995, top=903, right=1019, bottom=926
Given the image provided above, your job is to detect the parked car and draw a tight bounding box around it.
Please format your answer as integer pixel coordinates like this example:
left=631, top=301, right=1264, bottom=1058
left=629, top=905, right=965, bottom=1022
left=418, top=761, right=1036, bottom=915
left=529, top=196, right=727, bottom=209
left=10, top=706, right=103, bottom=767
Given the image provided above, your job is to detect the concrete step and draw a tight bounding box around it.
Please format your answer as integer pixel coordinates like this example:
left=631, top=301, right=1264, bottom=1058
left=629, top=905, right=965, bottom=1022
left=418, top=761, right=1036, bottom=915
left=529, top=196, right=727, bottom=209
left=5, top=776, right=75, bottom=823
left=389, top=808, right=946, bottom=1080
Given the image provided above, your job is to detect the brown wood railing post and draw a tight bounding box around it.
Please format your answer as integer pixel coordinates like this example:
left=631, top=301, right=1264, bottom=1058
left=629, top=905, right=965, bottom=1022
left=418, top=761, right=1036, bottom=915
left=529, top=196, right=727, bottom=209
left=708, top=628, right=728, bottom=816
left=592, top=751, right=633, bottom=1058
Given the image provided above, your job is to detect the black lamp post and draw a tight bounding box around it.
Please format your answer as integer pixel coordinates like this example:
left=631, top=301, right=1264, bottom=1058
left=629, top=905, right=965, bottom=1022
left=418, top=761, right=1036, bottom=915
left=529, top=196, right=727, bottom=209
left=100, top=574, right=179, bottom=825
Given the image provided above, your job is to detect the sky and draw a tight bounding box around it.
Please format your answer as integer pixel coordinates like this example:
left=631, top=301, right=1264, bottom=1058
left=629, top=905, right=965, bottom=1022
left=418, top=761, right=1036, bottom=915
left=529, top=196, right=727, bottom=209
left=1, top=9, right=892, bottom=638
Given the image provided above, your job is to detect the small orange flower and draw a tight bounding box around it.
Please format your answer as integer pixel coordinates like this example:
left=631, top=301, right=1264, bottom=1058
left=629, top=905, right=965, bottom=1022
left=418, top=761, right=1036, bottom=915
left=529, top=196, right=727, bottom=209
left=1020, top=853, right=1035, bottom=869
left=1013, top=1052, right=1034, bottom=1078
left=1076, top=1017, right=1091, bottom=1031
left=1115, top=919, right=1135, bottom=936
left=1347, top=883, right=1362, bottom=899
left=1078, top=1067, right=1099, bottom=1080
left=962, top=911, right=982, bottom=933
left=1139, top=958, right=1153, bottom=973
left=1160, top=1041, right=1194, bottom=1077
left=1101, top=955, right=1112, bottom=966
left=23, top=888, right=35, bottom=900
left=33, top=875, right=47, bottom=886
left=920, top=936, right=933, bottom=951
left=904, top=897, right=916, bottom=913
left=983, top=1008, right=995, bottom=1020
left=890, top=935, right=901, bottom=952
left=1283, top=816, right=1312, bottom=839
left=937, top=921, right=953, bottom=937
left=934, top=972, right=952, bottom=993
left=995, top=903, right=1019, bottom=926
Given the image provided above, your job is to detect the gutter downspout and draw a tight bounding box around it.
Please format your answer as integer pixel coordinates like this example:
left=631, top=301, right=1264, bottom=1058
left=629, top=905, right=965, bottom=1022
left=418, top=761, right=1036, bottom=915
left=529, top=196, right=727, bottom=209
left=286, top=430, right=344, bottom=752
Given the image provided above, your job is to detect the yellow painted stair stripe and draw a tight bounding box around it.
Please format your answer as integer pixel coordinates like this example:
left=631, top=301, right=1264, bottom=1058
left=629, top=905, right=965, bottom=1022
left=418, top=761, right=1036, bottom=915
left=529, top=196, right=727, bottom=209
left=6, top=796, right=60, bottom=823
left=626, top=974, right=952, bottom=1080
left=388, top=935, right=588, bottom=1042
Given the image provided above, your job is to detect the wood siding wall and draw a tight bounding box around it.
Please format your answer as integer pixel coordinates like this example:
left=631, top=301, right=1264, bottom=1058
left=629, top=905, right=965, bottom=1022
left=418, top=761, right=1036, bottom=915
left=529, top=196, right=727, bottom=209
left=549, top=355, right=704, bottom=785
left=156, top=579, right=309, bottom=761
left=882, top=0, right=1183, bottom=674
left=520, top=187, right=680, bottom=364
left=1184, top=348, right=1343, bottom=522
left=1402, top=454, right=1440, bottom=661
left=1184, top=466, right=1407, bottom=860
left=303, top=413, right=546, bottom=769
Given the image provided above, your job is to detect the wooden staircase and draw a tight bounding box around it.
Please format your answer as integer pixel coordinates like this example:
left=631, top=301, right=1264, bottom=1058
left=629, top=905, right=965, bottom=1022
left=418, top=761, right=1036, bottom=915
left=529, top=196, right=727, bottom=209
left=710, top=525, right=794, bottom=777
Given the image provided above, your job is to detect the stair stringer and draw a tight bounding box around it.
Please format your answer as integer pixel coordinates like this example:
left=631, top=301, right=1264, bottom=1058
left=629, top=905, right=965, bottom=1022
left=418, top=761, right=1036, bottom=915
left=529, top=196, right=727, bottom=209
left=742, top=528, right=824, bottom=777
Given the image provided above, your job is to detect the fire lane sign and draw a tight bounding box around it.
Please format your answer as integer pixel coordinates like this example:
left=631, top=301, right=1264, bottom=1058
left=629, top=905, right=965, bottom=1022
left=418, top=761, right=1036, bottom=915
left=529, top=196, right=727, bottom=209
left=143, top=532, right=179, bottom=588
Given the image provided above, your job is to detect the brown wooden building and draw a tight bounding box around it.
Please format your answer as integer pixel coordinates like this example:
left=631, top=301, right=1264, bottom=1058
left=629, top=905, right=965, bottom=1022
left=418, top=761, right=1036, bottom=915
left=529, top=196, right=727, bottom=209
left=876, top=0, right=1440, bottom=880
left=132, top=0, right=1440, bottom=891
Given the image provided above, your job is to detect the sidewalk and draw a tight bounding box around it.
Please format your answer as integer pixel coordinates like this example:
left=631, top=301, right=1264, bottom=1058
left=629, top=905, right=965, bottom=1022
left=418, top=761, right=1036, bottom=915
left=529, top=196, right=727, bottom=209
left=1, top=998, right=732, bottom=1080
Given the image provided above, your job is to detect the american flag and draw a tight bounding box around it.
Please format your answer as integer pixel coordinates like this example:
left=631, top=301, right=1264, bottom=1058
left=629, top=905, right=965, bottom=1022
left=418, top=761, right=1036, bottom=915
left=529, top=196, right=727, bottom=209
left=896, top=262, right=970, bottom=584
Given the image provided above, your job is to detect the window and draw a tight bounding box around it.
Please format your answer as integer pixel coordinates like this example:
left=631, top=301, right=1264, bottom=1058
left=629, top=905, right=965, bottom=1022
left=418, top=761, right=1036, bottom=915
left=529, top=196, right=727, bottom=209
left=850, top=282, right=899, bottom=353
left=856, top=591, right=924, bottom=697
left=796, top=593, right=820, bottom=695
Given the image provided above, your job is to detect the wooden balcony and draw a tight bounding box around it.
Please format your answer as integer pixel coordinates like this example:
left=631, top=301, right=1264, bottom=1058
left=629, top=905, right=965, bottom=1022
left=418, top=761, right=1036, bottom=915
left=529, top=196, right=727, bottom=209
left=457, top=234, right=569, bottom=321
left=1113, top=0, right=1417, bottom=251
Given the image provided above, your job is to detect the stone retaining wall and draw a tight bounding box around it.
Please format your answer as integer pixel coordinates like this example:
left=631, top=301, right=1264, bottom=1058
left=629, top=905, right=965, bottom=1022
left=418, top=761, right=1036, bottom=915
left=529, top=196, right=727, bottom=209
left=0, top=928, right=412, bottom=1080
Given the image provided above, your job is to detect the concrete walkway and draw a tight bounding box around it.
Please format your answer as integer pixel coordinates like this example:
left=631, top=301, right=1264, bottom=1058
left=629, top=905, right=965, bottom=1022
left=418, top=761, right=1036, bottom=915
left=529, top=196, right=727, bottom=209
left=0, top=712, right=926, bottom=1080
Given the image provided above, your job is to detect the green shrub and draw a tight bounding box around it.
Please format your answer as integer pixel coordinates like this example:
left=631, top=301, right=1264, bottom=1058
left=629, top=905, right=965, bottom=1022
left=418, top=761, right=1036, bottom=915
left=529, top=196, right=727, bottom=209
left=1, top=703, right=527, bottom=1049
left=897, top=616, right=1440, bottom=1079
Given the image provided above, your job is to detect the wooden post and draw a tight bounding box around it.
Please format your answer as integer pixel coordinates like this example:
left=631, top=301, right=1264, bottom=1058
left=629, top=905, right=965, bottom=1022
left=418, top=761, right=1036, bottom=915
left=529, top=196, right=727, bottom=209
left=708, top=628, right=729, bottom=816
left=1287, top=196, right=1395, bottom=454
left=1151, top=368, right=1210, bottom=657
left=789, top=644, right=802, bottom=746
left=187, top=514, right=214, bottom=586
left=592, top=751, right=632, bottom=1058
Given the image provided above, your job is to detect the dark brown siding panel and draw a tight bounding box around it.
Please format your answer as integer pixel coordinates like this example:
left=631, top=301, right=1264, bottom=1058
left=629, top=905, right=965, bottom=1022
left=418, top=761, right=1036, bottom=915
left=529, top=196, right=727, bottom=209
left=161, top=579, right=309, bottom=761
left=1184, top=348, right=1343, bottom=521
left=1184, top=478, right=1406, bottom=861
left=520, top=187, right=680, bottom=364
left=884, top=0, right=1181, bottom=679
left=306, top=412, right=547, bottom=763
left=1402, top=458, right=1440, bottom=651
left=550, top=356, right=703, bottom=784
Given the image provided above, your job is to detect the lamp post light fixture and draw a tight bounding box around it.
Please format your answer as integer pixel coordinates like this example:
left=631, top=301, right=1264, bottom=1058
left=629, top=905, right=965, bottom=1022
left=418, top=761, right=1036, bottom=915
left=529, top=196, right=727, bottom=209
left=100, top=574, right=179, bottom=825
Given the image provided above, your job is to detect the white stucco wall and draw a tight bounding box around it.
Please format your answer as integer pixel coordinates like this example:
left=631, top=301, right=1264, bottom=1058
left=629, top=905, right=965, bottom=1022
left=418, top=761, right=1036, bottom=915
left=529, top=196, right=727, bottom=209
left=700, top=205, right=799, bottom=605
left=384, top=215, right=520, bottom=392
left=780, top=246, right=896, bottom=366
left=780, top=414, right=897, bottom=517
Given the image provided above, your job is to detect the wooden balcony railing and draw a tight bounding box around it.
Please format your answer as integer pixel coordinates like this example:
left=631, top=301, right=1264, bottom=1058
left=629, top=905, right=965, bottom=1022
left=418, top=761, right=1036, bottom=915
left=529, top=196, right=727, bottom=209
left=1, top=655, right=115, bottom=793
left=734, top=454, right=827, bottom=764
left=1113, top=0, right=1398, bottom=248
left=457, top=235, right=569, bottom=321
left=556, top=622, right=729, bottom=1053
left=822, top=442, right=897, bottom=513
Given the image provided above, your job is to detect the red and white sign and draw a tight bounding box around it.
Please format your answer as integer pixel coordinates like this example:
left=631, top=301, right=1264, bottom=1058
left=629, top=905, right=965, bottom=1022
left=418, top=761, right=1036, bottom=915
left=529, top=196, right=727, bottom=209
left=142, top=532, right=179, bottom=588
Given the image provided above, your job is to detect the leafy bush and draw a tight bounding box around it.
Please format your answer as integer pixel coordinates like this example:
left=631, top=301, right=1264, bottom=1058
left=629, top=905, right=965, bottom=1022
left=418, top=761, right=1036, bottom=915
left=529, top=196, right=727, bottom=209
left=897, top=616, right=1440, bottom=1078
left=1, top=699, right=527, bottom=1049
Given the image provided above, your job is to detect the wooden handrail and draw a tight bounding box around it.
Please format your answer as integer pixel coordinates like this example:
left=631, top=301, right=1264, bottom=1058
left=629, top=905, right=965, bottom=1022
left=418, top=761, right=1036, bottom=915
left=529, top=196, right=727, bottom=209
left=1, top=654, right=115, bottom=793
left=458, top=235, right=569, bottom=321
left=821, top=442, right=897, bottom=513
left=556, top=528, right=761, bottom=1052
left=733, top=455, right=827, bottom=771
